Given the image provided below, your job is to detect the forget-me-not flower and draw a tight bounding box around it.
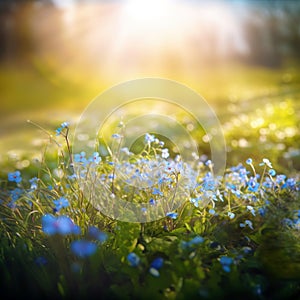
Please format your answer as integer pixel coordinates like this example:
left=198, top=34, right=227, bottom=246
left=71, top=240, right=97, bottom=258
left=127, top=252, right=140, bottom=267
left=220, top=256, right=233, bottom=272
left=42, top=214, right=80, bottom=235
left=8, top=171, right=22, bottom=183
left=74, top=151, right=87, bottom=164
left=53, top=197, right=69, bottom=212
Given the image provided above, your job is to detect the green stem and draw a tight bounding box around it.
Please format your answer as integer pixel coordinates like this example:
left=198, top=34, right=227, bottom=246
left=259, top=165, right=267, bottom=187
left=250, top=163, right=257, bottom=178
left=228, top=191, right=231, bottom=212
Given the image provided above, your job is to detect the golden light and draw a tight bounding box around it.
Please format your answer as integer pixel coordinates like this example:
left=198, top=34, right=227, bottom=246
left=27, top=0, right=245, bottom=78
left=116, top=0, right=184, bottom=46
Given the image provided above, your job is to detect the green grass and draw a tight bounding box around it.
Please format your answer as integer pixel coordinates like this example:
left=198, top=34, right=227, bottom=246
left=0, top=58, right=299, bottom=299
left=0, top=125, right=299, bottom=299
left=1, top=60, right=299, bottom=176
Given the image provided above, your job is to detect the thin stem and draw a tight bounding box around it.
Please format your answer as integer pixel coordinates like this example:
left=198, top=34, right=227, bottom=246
left=64, top=128, right=73, bottom=167
left=250, top=163, right=257, bottom=178
left=259, top=165, right=267, bottom=187
left=111, top=132, right=124, bottom=194
left=228, top=191, right=231, bottom=212
left=170, top=172, right=179, bottom=211
left=27, top=120, right=61, bottom=147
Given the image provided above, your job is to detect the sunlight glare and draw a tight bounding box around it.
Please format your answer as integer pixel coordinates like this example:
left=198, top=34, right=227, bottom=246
left=124, top=0, right=172, bottom=24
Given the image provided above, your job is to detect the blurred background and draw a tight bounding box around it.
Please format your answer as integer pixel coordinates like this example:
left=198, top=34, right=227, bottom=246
left=0, top=0, right=299, bottom=172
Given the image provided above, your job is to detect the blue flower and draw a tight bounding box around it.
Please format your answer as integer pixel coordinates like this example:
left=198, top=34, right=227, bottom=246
left=127, top=252, right=140, bottom=267
left=259, top=158, right=272, bottom=168
left=228, top=211, right=235, bottom=219
left=246, top=205, right=256, bottom=216
left=88, top=152, right=101, bottom=164
left=35, top=256, right=47, bottom=266
left=263, top=177, right=274, bottom=189
left=29, top=177, right=38, bottom=190
left=205, top=160, right=213, bottom=167
left=282, top=178, right=298, bottom=191
left=282, top=218, right=294, bottom=227
left=53, top=197, right=69, bottom=212
left=232, top=189, right=241, bottom=198
left=246, top=158, right=252, bottom=165
left=8, top=200, right=17, bottom=209
left=161, top=149, right=169, bottom=159
left=55, top=216, right=77, bottom=235
left=190, top=197, right=200, bottom=208
left=189, top=236, right=204, bottom=245
left=61, top=122, right=69, bottom=128
left=71, top=240, right=97, bottom=258
left=88, top=226, right=108, bottom=243
left=41, top=214, right=57, bottom=235
left=56, top=121, right=69, bottom=136
left=247, top=177, right=259, bottom=192
left=269, top=169, right=276, bottom=176
left=209, top=208, right=216, bottom=215
left=149, top=198, right=156, bottom=205
left=294, top=219, right=300, bottom=230
left=220, top=256, right=233, bottom=265
left=42, top=214, right=80, bottom=235
left=145, top=133, right=155, bottom=144
left=181, top=236, right=204, bottom=250
left=201, top=172, right=219, bottom=191
left=242, top=246, right=253, bottom=254
left=166, top=212, right=178, bottom=219
left=10, top=188, right=23, bottom=201
left=150, top=257, right=164, bottom=270
left=275, top=174, right=286, bottom=184
left=254, top=284, right=262, bottom=296
left=152, top=188, right=163, bottom=196
left=8, top=171, right=22, bottom=183
left=220, top=256, right=233, bottom=272
left=68, top=173, right=77, bottom=180
left=121, top=147, right=131, bottom=155
left=240, top=219, right=254, bottom=230
left=56, top=127, right=62, bottom=136
left=74, top=152, right=87, bottom=164
left=258, top=207, right=267, bottom=217
left=112, top=133, right=121, bottom=139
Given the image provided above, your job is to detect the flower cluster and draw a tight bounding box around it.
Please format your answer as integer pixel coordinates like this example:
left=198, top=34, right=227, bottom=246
left=42, top=214, right=80, bottom=235
left=1, top=122, right=299, bottom=300
left=56, top=121, right=69, bottom=136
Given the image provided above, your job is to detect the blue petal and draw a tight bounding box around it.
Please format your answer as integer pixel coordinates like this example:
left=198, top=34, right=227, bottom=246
left=150, top=257, right=164, bottom=270
left=41, top=214, right=57, bottom=235
left=127, top=252, right=140, bottom=267
left=56, top=216, right=74, bottom=235
left=71, top=240, right=97, bottom=258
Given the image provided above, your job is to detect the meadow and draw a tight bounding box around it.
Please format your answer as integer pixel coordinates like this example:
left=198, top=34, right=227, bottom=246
left=0, top=60, right=299, bottom=299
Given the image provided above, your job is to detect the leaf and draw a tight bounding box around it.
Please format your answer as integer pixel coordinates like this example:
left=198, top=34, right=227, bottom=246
left=113, top=222, right=140, bottom=256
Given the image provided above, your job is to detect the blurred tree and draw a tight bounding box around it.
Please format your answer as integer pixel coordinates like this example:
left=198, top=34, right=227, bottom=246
left=242, top=1, right=300, bottom=67
left=282, top=3, right=300, bottom=62
left=0, top=0, right=55, bottom=63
